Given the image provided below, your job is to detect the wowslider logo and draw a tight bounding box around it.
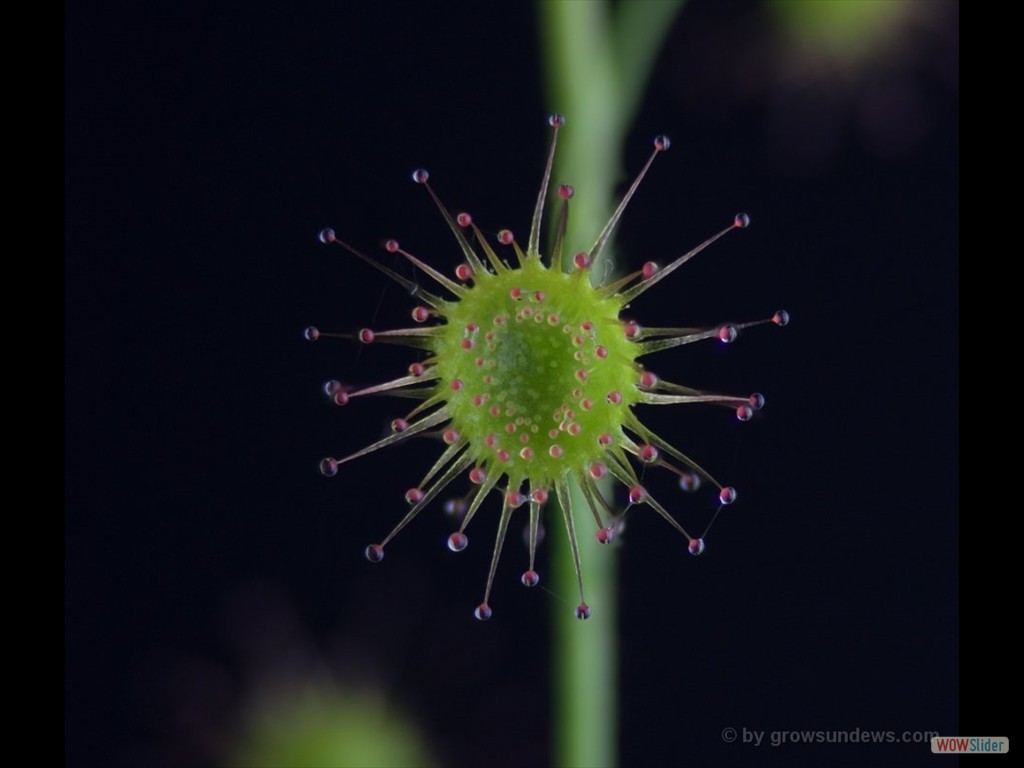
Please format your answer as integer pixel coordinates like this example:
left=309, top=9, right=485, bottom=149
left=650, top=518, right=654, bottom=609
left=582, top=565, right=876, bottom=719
left=931, top=737, right=1009, bottom=754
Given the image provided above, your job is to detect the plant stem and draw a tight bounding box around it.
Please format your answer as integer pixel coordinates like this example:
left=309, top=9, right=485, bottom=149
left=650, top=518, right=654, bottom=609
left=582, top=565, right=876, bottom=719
left=537, top=1, right=685, bottom=766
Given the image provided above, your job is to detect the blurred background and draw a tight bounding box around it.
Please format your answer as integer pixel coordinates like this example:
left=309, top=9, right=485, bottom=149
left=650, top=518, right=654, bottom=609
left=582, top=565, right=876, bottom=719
left=67, top=2, right=960, bottom=766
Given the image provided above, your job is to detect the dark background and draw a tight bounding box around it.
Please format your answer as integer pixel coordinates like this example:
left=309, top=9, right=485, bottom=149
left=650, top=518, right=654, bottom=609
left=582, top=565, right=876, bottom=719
left=67, top=2, right=960, bottom=767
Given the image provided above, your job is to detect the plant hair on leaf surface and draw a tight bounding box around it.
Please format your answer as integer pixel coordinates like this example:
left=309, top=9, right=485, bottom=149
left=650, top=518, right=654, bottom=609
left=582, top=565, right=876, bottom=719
left=306, top=115, right=788, bottom=621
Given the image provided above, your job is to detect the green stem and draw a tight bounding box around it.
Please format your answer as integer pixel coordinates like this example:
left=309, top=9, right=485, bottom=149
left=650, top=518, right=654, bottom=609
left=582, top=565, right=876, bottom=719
left=537, top=1, right=685, bottom=766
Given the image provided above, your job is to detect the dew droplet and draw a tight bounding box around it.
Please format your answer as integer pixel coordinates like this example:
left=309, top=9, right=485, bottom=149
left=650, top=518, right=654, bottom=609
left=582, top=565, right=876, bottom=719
left=653, top=135, right=671, bottom=151
left=455, top=263, right=473, bottom=281
left=385, top=239, right=400, bottom=253
left=719, top=486, right=737, bottom=505
left=448, top=532, right=468, bottom=552
left=573, top=252, right=591, bottom=269
left=624, top=320, right=642, bottom=339
left=497, top=229, right=514, bottom=245
left=469, top=467, right=487, bottom=484
left=733, top=212, right=750, bottom=229
left=333, top=391, right=349, bottom=406
left=303, top=326, right=320, bottom=341
left=323, top=380, right=342, bottom=396
left=456, top=212, right=472, bottom=227
left=412, top=169, right=429, bottom=184
left=717, top=324, right=738, bottom=343
left=443, top=429, right=460, bottom=444
left=405, top=487, right=424, bottom=504
left=606, top=391, right=622, bottom=405
left=736, top=405, right=753, bottom=421
left=358, top=328, right=375, bottom=344
left=641, top=261, right=659, bottom=279
left=558, top=184, right=574, bottom=199
left=444, top=498, right=468, bottom=518
left=688, top=538, right=706, bottom=556
left=364, top=544, right=384, bottom=563
left=392, top=418, right=410, bottom=433
left=596, top=527, right=615, bottom=544
left=411, top=306, right=430, bottom=323
left=639, top=444, right=659, bottom=463
left=748, top=392, right=765, bottom=410
left=319, top=457, right=338, bottom=476
left=590, top=463, right=607, bottom=479
left=531, top=489, right=549, bottom=504
left=521, top=570, right=540, bottom=587
left=474, top=603, right=493, bottom=621
left=548, top=114, right=565, bottom=128
left=318, top=227, right=336, bottom=244
left=773, top=310, right=790, bottom=327
left=628, top=486, right=646, bottom=504
left=575, top=603, right=591, bottom=620
left=639, top=371, right=658, bottom=389
left=678, top=473, right=701, bottom=492
left=507, top=490, right=527, bottom=508
left=408, top=361, right=426, bottom=377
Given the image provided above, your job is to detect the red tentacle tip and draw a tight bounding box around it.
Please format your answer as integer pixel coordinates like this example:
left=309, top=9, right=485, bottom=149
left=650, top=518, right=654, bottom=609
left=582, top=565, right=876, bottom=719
left=364, top=544, right=384, bottom=563
left=575, top=603, right=591, bottom=620
left=474, top=603, right=493, bottom=621
left=717, top=324, right=738, bottom=343
left=447, top=532, right=468, bottom=552
left=521, top=570, right=540, bottom=587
